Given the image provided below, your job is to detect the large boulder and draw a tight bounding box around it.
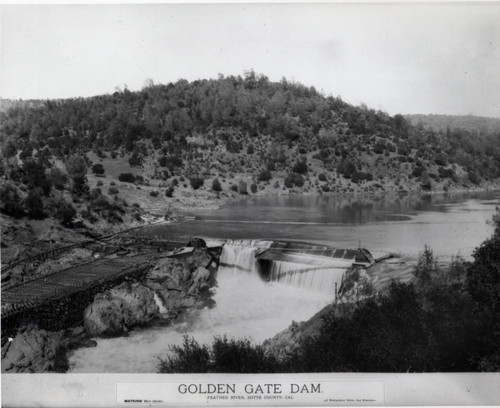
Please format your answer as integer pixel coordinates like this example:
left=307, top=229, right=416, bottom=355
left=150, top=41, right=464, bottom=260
left=83, top=282, right=160, bottom=337
left=146, top=258, right=191, bottom=292
left=1, top=327, right=64, bottom=373
left=187, top=237, right=207, bottom=248
left=186, top=247, right=213, bottom=272
left=1, top=326, right=97, bottom=373
left=338, top=268, right=374, bottom=302
left=144, top=248, right=215, bottom=314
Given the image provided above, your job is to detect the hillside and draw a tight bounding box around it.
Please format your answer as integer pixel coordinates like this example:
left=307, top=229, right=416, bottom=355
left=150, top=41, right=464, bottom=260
left=405, top=114, right=500, bottom=135
left=1, top=72, right=500, bottom=247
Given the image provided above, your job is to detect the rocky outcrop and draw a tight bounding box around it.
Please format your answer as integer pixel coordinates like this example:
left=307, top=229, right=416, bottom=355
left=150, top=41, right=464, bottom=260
left=83, top=282, right=160, bottom=337
left=187, top=237, right=207, bottom=248
left=262, top=302, right=355, bottom=361
left=144, top=248, right=216, bottom=313
left=338, top=267, right=374, bottom=302
left=1, top=328, right=63, bottom=373
left=1, top=326, right=96, bottom=373
left=82, top=247, right=218, bottom=337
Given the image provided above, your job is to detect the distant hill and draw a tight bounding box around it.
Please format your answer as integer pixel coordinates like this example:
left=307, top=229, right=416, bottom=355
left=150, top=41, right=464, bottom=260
left=405, top=114, right=500, bottom=135
left=1, top=72, right=499, bottom=228
left=0, top=98, right=47, bottom=113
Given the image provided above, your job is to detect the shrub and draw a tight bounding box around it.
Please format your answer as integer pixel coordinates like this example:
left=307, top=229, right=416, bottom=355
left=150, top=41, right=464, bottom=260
left=49, top=167, right=69, bottom=191
left=158, top=156, right=168, bottom=167
left=118, top=173, right=136, bottom=183
left=158, top=335, right=279, bottom=374
left=435, top=153, right=448, bottom=166
left=172, top=178, right=179, bottom=186
left=285, top=173, right=304, bottom=188
left=238, top=180, right=248, bottom=195
left=108, top=186, right=119, bottom=195
left=92, top=163, right=105, bottom=175
left=352, top=171, right=374, bottom=184
left=338, top=159, right=357, bottom=179
left=412, top=166, right=425, bottom=178
left=128, top=151, right=143, bottom=167
left=0, top=183, right=25, bottom=217
left=65, top=154, right=88, bottom=194
left=190, top=177, right=204, bottom=190
left=150, top=190, right=159, bottom=197
left=165, top=186, right=174, bottom=197
left=468, top=170, right=481, bottom=185
left=257, top=169, right=272, bottom=182
left=96, top=180, right=103, bottom=187
left=250, top=183, right=258, bottom=194
left=230, top=184, right=238, bottom=192
left=318, top=173, right=327, bottom=182
left=212, top=178, right=222, bottom=192
left=158, top=336, right=211, bottom=373
left=421, top=179, right=432, bottom=191
left=292, top=160, right=308, bottom=175
left=90, top=188, right=102, bottom=199
left=48, top=195, right=76, bottom=227
left=25, top=188, right=45, bottom=219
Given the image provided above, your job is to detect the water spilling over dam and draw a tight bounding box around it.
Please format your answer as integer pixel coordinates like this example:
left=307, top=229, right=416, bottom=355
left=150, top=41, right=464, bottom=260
left=217, top=240, right=374, bottom=297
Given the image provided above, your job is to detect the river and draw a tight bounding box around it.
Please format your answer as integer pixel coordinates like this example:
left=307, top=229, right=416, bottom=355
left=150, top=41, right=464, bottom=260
left=68, top=191, right=499, bottom=373
left=148, top=191, right=499, bottom=259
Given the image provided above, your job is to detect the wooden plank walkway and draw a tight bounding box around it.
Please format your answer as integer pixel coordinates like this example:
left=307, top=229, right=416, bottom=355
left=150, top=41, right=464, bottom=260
left=1, top=253, right=154, bottom=317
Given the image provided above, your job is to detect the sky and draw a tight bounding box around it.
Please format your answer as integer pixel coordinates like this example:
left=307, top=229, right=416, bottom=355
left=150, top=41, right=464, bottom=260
left=1, top=3, right=499, bottom=117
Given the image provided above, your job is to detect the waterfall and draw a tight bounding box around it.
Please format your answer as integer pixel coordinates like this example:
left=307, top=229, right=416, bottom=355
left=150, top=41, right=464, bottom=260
left=268, top=261, right=346, bottom=295
left=218, top=240, right=272, bottom=276
left=153, top=292, right=168, bottom=314
left=218, top=245, right=259, bottom=275
left=218, top=241, right=346, bottom=297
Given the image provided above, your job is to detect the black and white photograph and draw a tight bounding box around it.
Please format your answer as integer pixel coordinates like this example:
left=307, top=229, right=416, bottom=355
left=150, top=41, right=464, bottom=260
left=1, top=2, right=500, bottom=406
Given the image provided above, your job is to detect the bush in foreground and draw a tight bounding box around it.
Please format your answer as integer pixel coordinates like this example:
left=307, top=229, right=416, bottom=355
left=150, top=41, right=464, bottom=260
left=158, top=335, right=279, bottom=374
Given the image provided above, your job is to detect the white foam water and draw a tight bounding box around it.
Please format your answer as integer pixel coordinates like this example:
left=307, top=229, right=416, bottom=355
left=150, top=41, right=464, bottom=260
left=269, top=260, right=346, bottom=295
left=68, top=241, right=334, bottom=373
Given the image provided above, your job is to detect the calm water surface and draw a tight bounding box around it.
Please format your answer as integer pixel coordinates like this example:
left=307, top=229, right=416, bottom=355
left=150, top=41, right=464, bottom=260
left=147, top=191, right=500, bottom=259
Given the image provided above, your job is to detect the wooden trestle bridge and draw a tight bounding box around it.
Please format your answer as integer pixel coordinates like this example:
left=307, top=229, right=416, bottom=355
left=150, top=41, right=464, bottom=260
left=1, top=236, right=186, bottom=328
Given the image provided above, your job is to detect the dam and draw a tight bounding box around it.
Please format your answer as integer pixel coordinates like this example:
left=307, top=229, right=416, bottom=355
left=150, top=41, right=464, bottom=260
left=216, top=240, right=378, bottom=296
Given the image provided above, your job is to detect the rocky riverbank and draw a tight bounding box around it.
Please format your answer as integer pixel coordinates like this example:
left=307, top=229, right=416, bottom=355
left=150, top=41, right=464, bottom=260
left=83, top=247, right=217, bottom=337
left=261, top=266, right=383, bottom=360
left=1, top=245, right=219, bottom=373
left=1, top=326, right=97, bottom=373
left=262, top=302, right=356, bottom=361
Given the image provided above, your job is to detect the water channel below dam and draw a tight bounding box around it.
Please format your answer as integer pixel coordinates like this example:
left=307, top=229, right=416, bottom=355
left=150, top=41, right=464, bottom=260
left=69, top=192, right=500, bottom=372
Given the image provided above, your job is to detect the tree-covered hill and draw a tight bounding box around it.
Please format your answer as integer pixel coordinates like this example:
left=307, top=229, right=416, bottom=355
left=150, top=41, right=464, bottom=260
left=1, top=72, right=500, bottom=228
left=405, top=113, right=500, bottom=135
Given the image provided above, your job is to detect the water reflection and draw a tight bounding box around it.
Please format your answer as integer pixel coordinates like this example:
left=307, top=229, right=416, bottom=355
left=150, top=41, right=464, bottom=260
left=145, top=191, right=499, bottom=258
